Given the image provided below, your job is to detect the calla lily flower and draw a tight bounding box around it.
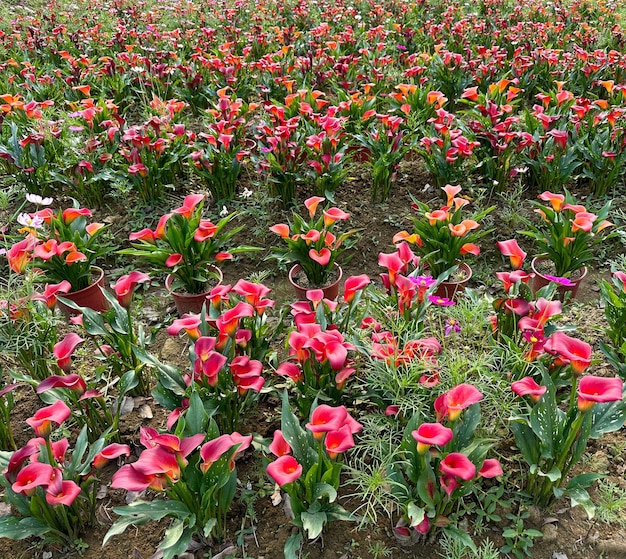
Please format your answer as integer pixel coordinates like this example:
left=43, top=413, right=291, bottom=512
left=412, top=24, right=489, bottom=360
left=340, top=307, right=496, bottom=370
left=267, top=455, right=303, bottom=486
left=53, top=332, right=84, bottom=372
left=92, top=443, right=132, bottom=469
left=12, top=463, right=54, bottom=496
left=437, top=384, right=483, bottom=422
left=32, top=280, right=72, bottom=309
left=167, top=314, right=202, bottom=339
left=45, top=470, right=81, bottom=506
left=306, top=405, right=348, bottom=438
left=478, top=459, right=503, bottom=478
left=26, top=400, right=72, bottom=438
left=577, top=376, right=623, bottom=411
left=439, top=452, right=476, bottom=480
left=304, top=196, right=325, bottom=218
left=412, top=423, right=453, bottom=454
left=324, top=425, right=355, bottom=458
left=511, top=377, right=546, bottom=401
left=113, top=271, right=150, bottom=308
left=269, top=430, right=291, bottom=457
left=36, top=374, right=86, bottom=395
left=496, top=239, right=527, bottom=270
left=543, top=331, right=591, bottom=375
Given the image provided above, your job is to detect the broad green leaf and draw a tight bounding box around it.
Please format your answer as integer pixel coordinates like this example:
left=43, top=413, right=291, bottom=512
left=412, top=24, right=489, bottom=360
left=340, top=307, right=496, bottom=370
left=509, top=421, right=540, bottom=465
left=590, top=398, right=626, bottom=438
left=568, top=487, right=595, bottom=519
left=567, top=473, right=604, bottom=490
left=186, top=391, right=209, bottom=436
left=118, top=370, right=139, bottom=398
left=203, top=518, right=217, bottom=539
left=79, top=306, right=110, bottom=337
left=284, top=531, right=303, bottom=559
left=0, top=516, right=49, bottom=540
left=280, top=391, right=316, bottom=471
left=105, top=500, right=191, bottom=545
left=160, top=520, right=194, bottom=559
left=530, top=394, right=555, bottom=458
left=442, top=525, right=477, bottom=553
left=407, top=502, right=425, bottom=528
left=301, top=510, right=327, bottom=540
left=312, top=483, right=337, bottom=503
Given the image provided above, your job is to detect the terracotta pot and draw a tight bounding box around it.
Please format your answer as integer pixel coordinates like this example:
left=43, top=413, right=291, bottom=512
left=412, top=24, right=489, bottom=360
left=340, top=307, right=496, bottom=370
left=57, top=266, right=109, bottom=317
left=288, top=264, right=343, bottom=301
left=165, top=266, right=223, bottom=315
left=346, top=145, right=371, bottom=163
left=433, top=262, right=472, bottom=300
left=530, top=257, right=587, bottom=302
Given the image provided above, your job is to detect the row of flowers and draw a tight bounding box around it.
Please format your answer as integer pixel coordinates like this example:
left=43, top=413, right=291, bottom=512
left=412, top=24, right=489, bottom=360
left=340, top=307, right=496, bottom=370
left=2, top=82, right=626, bottom=207
left=1, top=0, right=625, bottom=204
left=1, top=187, right=626, bottom=556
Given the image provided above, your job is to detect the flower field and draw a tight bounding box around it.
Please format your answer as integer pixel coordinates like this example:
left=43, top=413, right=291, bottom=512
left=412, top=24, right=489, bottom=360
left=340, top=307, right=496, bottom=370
left=2, top=0, right=626, bottom=557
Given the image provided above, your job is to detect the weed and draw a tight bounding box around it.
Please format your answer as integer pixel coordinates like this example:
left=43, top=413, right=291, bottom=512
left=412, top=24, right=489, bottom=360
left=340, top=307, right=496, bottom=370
left=368, top=541, right=393, bottom=558
left=593, top=480, right=626, bottom=528
left=500, top=510, right=543, bottom=559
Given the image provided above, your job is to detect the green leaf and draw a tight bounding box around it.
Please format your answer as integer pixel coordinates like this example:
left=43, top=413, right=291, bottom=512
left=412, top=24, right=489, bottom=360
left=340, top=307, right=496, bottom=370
left=186, top=391, right=209, bottom=436
left=203, top=518, right=217, bottom=539
left=590, top=398, right=626, bottom=438
left=530, top=395, right=555, bottom=458
left=301, top=510, right=327, bottom=540
left=442, top=525, right=477, bottom=553
left=284, top=531, right=303, bottom=559
left=280, top=391, right=316, bottom=471
left=79, top=306, right=110, bottom=337
left=407, top=502, right=425, bottom=528
left=160, top=520, right=194, bottom=559
left=509, top=421, right=540, bottom=465
left=568, top=487, right=595, bottom=519
left=0, top=516, right=49, bottom=540
left=104, top=500, right=191, bottom=546
left=567, top=473, right=604, bottom=490
left=118, top=370, right=139, bottom=398
left=312, top=483, right=337, bottom=503
left=538, top=466, right=561, bottom=482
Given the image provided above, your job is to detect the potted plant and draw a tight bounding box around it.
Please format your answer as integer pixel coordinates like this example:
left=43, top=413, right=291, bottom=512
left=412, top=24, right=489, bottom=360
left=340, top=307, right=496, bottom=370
left=7, top=204, right=109, bottom=315
left=399, top=185, right=494, bottom=298
left=269, top=196, right=360, bottom=300
left=520, top=190, right=614, bottom=299
left=120, top=193, right=259, bottom=314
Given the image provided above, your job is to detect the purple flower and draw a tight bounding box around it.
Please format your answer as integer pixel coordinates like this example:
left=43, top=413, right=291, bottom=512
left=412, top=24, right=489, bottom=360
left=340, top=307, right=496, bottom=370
left=444, top=318, right=461, bottom=336
left=543, top=275, right=575, bottom=287
left=428, top=295, right=455, bottom=307
left=409, top=275, right=436, bottom=288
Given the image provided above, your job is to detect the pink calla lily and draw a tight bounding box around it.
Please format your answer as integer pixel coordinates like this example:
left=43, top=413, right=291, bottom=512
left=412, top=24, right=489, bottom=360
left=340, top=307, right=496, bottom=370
left=53, top=333, right=84, bottom=373
left=267, top=455, right=303, bottom=486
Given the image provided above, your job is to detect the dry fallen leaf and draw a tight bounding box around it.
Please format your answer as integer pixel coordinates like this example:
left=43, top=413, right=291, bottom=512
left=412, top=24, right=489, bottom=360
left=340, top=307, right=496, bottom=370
left=270, top=484, right=282, bottom=506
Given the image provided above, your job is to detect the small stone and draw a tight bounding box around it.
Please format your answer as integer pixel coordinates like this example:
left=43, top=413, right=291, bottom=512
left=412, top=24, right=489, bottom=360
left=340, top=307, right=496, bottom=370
left=160, top=337, right=184, bottom=362
left=527, top=505, right=543, bottom=524
left=138, top=404, right=153, bottom=419
left=551, top=552, right=568, bottom=559
left=597, top=540, right=626, bottom=554
left=542, top=523, right=558, bottom=542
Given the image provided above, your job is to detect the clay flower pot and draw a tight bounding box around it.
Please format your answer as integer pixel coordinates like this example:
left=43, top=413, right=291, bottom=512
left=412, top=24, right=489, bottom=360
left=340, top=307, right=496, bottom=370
left=433, top=262, right=472, bottom=300
left=288, top=264, right=343, bottom=301
left=530, top=257, right=587, bottom=302
left=165, top=265, right=223, bottom=315
left=56, top=266, right=109, bottom=317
